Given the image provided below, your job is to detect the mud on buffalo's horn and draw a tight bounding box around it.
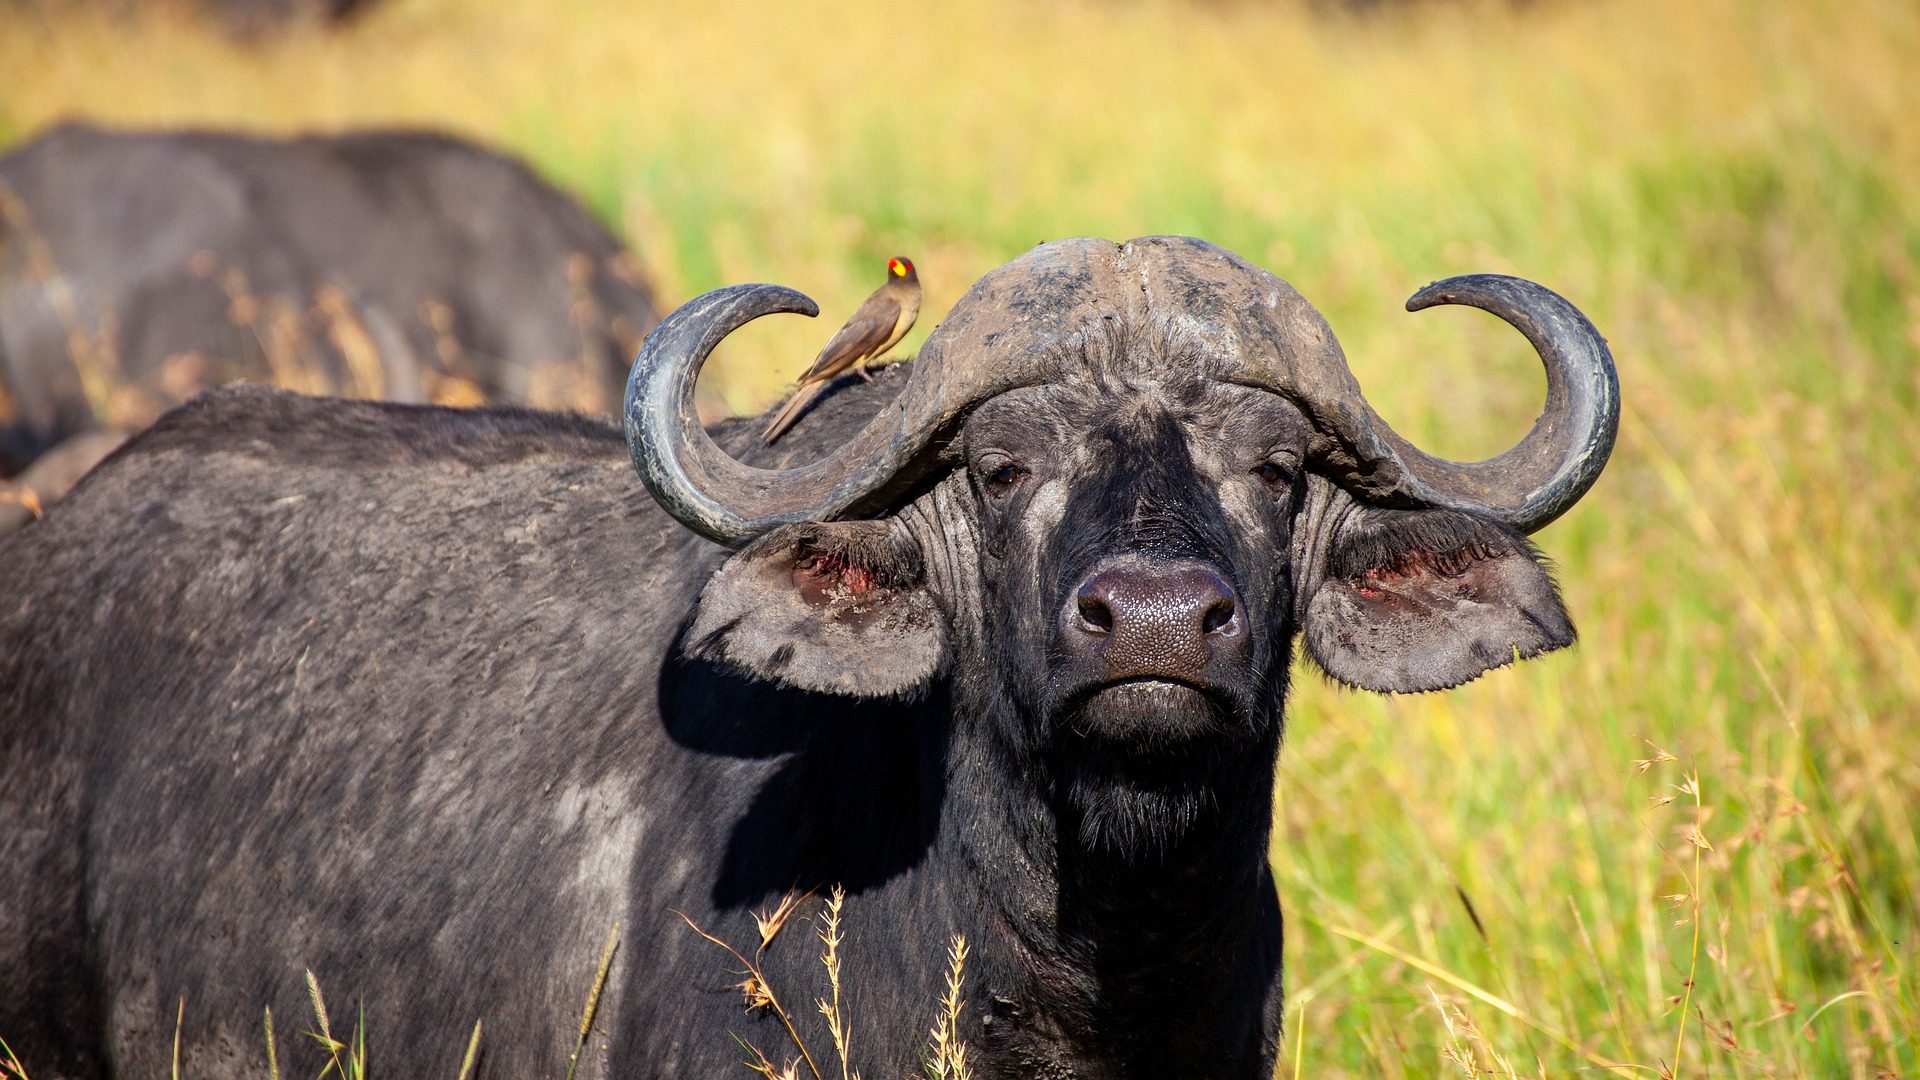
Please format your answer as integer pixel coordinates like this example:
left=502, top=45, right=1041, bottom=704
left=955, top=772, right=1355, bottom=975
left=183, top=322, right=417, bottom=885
left=1342, top=273, right=1619, bottom=533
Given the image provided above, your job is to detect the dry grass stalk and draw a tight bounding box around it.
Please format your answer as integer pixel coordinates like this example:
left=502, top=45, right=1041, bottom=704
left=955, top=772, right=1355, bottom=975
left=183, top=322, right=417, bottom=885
left=263, top=1005, right=280, bottom=1080
left=675, top=909, right=823, bottom=1080
left=304, top=968, right=337, bottom=1048
left=924, top=935, right=971, bottom=1080
left=564, top=922, right=621, bottom=1080
left=736, top=1038, right=802, bottom=1080
left=1311, top=915, right=1611, bottom=1070
left=814, top=886, right=857, bottom=1080
left=0, top=1036, right=28, bottom=1080
left=1429, top=986, right=1520, bottom=1080
left=2, top=179, right=146, bottom=433
left=301, top=969, right=358, bottom=1079
left=682, top=898, right=985, bottom=1080
left=1665, top=768, right=1707, bottom=1079
left=170, top=997, right=184, bottom=1080
left=455, top=1019, right=483, bottom=1080
left=756, top=889, right=812, bottom=958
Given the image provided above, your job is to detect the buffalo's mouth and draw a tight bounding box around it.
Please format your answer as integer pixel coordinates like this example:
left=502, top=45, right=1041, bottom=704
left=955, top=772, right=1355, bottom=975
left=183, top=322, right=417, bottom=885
left=1055, top=674, right=1240, bottom=750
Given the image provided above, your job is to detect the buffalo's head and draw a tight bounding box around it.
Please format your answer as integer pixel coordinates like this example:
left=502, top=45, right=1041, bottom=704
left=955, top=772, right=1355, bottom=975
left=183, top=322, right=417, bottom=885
left=630, top=236, right=1617, bottom=855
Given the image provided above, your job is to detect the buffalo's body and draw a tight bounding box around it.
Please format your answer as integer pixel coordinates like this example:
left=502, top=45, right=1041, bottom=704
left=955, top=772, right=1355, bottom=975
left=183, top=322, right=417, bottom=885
left=0, top=122, right=658, bottom=480
left=1, top=379, right=1259, bottom=1077
left=0, top=379, right=982, bottom=1076
left=0, top=236, right=1614, bottom=1077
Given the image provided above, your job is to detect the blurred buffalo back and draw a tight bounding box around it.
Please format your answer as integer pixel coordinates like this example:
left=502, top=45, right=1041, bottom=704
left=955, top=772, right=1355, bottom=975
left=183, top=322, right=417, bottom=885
left=0, top=121, right=659, bottom=478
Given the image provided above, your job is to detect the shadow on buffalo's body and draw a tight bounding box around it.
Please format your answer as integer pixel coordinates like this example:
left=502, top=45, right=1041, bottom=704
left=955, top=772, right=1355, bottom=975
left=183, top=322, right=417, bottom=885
left=0, top=236, right=1617, bottom=1078
left=0, top=121, right=659, bottom=501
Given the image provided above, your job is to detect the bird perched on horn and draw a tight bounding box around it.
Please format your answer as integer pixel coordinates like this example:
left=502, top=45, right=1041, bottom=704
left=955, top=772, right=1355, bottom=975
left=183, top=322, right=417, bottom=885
left=762, top=256, right=921, bottom=445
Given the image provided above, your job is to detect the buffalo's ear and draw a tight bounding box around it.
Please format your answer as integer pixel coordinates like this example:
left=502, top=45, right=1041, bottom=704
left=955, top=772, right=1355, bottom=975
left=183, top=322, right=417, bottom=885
left=687, top=520, right=946, bottom=697
left=1302, top=505, right=1573, bottom=693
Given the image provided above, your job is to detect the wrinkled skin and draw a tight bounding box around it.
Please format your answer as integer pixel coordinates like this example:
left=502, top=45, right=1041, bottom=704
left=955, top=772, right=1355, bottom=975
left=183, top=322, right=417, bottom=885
left=1, top=344, right=1574, bottom=1075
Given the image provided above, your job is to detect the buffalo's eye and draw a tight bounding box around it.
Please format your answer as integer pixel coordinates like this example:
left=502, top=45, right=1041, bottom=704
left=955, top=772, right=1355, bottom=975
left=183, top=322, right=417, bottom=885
left=1252, top=460, right=1295, bottom=491
left=980, top=460, right=1028, bottom=498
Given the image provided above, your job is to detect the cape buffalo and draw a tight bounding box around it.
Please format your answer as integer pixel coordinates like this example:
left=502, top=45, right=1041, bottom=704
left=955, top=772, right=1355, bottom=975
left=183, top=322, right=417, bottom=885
left=0, top=122, right=659, bottom=489
left=0, top=235, right=1618, bottom=1077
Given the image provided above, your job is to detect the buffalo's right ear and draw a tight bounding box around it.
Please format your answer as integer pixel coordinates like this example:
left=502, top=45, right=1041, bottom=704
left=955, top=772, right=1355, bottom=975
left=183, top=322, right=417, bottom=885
left=686, top=520, right=947, bottom=697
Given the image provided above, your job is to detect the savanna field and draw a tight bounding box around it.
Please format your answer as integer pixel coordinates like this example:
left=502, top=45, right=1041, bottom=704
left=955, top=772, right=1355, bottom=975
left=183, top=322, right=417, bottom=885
left=2, top=0, right=1916, bottom=1074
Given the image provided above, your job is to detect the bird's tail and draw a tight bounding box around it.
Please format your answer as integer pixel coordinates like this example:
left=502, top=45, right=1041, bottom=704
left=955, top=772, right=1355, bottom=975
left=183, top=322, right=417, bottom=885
left=761, top=380, right=829, bottom=445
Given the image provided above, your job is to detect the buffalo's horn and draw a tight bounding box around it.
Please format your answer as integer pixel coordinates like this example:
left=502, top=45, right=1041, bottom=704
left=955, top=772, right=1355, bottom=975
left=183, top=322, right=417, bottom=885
left=1347, top=274, right=1619, bottom=533
left=626, top=284, right=849, bottom=543
left=626, top=279, right=1037, bottom=544
left=629, top=243, right=1121, bottom=544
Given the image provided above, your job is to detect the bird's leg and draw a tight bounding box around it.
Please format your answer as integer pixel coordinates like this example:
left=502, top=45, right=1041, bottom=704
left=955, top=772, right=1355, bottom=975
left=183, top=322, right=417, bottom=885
left=855, top=366, right=874, bottom=383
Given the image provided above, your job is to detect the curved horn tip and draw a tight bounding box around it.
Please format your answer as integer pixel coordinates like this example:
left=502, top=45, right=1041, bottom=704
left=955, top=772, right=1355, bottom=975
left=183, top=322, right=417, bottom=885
left=688, top=282, right=821, bottom=323
left=1404, top=273, right=1542, bottom=314
left=624, top=282, right=825, bottom=547
left=1387, top=272, right=1619, bottom=534
left=717, top=285, right=819, bottom=321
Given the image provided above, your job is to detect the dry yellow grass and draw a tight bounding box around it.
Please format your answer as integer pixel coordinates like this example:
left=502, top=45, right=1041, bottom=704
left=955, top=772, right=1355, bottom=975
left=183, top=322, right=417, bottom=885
left=677, top=889, right=971, bottom=1080
left=2, top=0, right=1915, bottom=1073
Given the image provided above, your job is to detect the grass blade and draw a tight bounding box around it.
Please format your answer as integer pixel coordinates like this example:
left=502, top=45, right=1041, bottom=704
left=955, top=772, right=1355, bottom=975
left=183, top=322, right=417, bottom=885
left=564, top=922, right=621, bottom=1080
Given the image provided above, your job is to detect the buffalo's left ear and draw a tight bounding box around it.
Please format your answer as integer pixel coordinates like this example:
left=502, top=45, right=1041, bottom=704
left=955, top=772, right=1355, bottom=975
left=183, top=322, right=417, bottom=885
left=686, top=520, right=946, bottom=697
left=1301, top=503, right=1574, bottom=693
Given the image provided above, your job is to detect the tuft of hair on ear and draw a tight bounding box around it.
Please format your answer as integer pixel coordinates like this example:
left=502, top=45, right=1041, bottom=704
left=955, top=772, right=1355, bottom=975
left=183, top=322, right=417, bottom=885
left=783, top=522, right=925, bottom=597
left=1327, top=508, right=1536, bottom=585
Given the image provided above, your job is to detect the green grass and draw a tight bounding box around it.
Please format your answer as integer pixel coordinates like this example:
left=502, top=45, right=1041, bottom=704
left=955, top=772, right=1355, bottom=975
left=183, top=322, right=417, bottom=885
left=3, top=0, right=1917, bottom=1073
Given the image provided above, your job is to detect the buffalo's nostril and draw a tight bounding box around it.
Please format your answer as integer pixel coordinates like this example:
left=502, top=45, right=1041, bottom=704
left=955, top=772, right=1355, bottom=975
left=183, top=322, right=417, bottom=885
left=1076, top=593, right=1114, bottom=633
left=1201, top=596, right=1237, bottom=635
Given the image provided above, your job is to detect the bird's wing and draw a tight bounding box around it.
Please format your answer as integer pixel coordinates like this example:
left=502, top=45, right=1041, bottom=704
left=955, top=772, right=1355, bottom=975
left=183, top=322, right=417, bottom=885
left=796, top=295, right=903, bottom=382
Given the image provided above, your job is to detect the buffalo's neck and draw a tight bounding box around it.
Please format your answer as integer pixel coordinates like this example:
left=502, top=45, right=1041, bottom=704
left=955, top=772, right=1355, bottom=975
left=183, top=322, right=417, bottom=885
left=943, top=696, right=1283, bottom=1077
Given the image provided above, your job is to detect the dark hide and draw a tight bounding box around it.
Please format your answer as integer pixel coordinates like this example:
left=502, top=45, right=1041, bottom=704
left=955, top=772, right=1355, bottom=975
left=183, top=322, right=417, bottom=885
left=199, top=0, right=380, bottom=35
left=0, top=121, right=659, bottom=480
left=0, top=337, right=1574, bottom=1077
left=5, top=0, right=380, bottom=36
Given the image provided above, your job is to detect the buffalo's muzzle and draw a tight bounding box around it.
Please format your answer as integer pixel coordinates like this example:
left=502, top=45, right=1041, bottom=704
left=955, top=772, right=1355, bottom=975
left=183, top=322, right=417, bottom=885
left=1062, top=556, right=1248, bottom=685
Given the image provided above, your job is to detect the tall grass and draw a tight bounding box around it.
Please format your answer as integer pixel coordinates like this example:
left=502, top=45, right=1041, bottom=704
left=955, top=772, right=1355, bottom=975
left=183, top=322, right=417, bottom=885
left=3, top=0, right=1915, bottom=1073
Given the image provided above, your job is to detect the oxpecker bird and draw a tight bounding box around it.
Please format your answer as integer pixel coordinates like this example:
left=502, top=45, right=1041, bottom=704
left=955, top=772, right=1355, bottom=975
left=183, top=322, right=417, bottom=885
left=762, top=256, right=921, bottom=444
